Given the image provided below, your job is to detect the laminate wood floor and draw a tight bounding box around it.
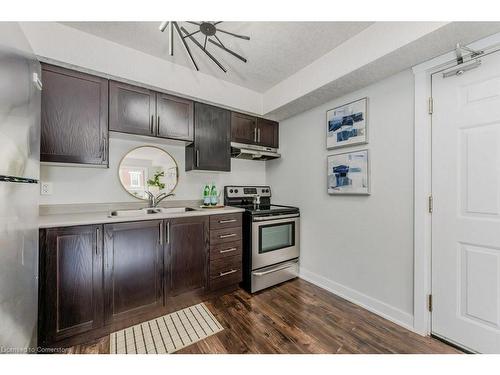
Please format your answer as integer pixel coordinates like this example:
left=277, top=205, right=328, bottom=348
left=66, top=278, right=460, bottom=354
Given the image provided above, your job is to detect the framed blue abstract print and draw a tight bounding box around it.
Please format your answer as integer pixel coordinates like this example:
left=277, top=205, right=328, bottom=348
left=327, top=149, right=370, bottom=195
left=326, top=98, right=368, bottom=149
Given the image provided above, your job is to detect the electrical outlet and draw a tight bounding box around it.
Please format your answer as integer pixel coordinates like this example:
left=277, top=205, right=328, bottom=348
left=40, top=182, right=53, bottom=195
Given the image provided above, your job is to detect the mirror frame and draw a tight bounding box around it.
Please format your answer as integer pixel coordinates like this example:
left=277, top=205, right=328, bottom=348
left=118, top=145, right=179, bottom=201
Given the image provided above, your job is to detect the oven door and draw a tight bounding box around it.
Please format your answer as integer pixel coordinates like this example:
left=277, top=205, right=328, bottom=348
left=252, top=215, right=300, bottom=270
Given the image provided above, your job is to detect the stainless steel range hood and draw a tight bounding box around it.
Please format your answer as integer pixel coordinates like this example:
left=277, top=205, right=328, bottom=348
left=231, top=142, right=281, bottom=161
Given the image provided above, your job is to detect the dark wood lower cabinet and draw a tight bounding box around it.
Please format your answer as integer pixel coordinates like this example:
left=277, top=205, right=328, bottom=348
left=38, top=214, right=241, bottom=348
left=103, top=220, right=164, bottom=325
left=38, top=225, right=104, bottom=346
left=166, top=216, right=209, bottom=297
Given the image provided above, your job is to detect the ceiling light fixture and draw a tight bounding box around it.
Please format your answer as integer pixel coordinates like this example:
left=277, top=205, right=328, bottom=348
left=159, top=21, right=249, bottom=73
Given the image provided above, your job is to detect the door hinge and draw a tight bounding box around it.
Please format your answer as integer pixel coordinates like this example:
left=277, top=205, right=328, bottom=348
left=428, top=97, right=434, bottom=115
left=428, top=294, right=433, bottom=312
left=428, top=195, right=433, bottom=213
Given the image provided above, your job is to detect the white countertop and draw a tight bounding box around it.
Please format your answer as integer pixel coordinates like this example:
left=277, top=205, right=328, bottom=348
left=38, top=205, right=244, bottom=229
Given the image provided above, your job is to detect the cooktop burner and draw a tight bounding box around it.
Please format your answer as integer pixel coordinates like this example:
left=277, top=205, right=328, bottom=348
left=233, top=204, right=299, bottom=216
left=224, top=185, right=299, bottom=217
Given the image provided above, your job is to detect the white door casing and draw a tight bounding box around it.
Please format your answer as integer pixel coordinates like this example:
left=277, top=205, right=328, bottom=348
left=432, top=50, right=500, bottom=353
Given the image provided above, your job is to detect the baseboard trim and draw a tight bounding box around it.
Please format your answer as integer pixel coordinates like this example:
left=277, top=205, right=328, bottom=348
left=299, top=267, right=416, bottom=333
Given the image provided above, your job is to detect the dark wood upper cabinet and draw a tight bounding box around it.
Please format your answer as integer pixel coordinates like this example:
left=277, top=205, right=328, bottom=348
left=109, top=80, right=156, bottom=136
left=41, top=64, right=108, bottom=165
left=103, top=220, right=164, bottom=325
left=156, top=93, right=194, bottom=141
left=186, top=102, right=231, bottom=172
left=257, top=118, right=279, bottom=148
left=38, top=225, right=103, bottom=345
left=165, top=216, right=209, bottom=297
left=231, top=112, right=257, bottom=145
left=230, top=111, right=279, bottom=149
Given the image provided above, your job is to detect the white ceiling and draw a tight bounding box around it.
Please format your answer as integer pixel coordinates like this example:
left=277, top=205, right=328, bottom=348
left=60, top=22, right=373, bottom=92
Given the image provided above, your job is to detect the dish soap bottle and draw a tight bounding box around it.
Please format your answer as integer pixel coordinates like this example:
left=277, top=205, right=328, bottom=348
left=210, top=182, right=218, bottom=206
left=203, top=184, right=211, bottom=206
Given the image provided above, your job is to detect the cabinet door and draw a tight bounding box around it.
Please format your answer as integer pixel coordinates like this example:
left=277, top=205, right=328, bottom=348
left=157, top=93, right=194, bottom=141
left=109, top=81, right=155, bottom=136
left=166, top=216, right=209, bottom=297
left=103, top=220, right=164, bottom=324
left=39, top=225, right=103, bottom=345
left=41, top=64, right=108, bottom=165
left=188, top=102, right=231, bottom=171
left=231, top=112, right=257, bottom=145
left=257, top=118, right=279, bottom=148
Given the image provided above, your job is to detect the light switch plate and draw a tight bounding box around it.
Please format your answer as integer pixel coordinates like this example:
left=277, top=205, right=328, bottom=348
left=40, top=182, right=53, bottom=195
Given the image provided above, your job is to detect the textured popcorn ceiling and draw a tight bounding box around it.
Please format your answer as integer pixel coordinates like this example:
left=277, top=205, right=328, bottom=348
left=265, top=22, right=500, bottom=120
left=60, top=22, right=373, bottom=92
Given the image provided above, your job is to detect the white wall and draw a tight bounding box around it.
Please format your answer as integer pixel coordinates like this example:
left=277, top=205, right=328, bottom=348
left=266, top=70, right=415, bottom=328
left=40, top=135, right=266, bottom=205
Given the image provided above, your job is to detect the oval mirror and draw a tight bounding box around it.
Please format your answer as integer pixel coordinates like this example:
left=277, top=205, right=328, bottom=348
left=118, top=146, right=178, bottom=200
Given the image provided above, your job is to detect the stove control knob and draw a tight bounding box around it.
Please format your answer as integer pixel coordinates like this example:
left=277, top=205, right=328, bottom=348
left=229, top=189, right=234, bottom=193
left=235, top=189, right=239, bottom=193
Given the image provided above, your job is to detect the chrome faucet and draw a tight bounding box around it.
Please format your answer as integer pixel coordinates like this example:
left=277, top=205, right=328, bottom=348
left=145, top=191, right=175, bottom=208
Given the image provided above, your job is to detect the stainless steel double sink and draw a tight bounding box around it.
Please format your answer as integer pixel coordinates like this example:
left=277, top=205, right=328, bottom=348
left=109, top=207, right=196, bottom=217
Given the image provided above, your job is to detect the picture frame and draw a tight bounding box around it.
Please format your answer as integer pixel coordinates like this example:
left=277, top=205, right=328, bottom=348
left=327, top=149, right=370, bottom=195
left=326, top=97, right=368, bottom=150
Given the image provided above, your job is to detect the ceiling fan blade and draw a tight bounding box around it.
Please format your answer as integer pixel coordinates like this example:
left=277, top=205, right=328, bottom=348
left=173, top=22, right=199, bottom=71
left=181, top=26, right=227, bottom=73
left=215, top=28, right=250, bottom=40
left=159, top=21, right=169, bottom=32
left=208, top=38, right=247, bottom=63
left=186, top=21, right=201, bottom=26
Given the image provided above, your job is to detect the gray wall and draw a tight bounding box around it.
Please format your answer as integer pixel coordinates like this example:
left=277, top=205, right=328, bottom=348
left=266, top=70, right=415, bottom=325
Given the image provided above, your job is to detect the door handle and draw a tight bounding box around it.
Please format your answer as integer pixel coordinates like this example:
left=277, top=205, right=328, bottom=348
left=257, top=128, right=261, bottom=143
left=218, top=219, right=237, bottom=224
left=166, top=222, right=170, bottom=244
left=102, top=136, right=107, bottom=162
left=219, top=269, right=238, bottom=277
left=220, top=247, right=237, bottom=254
left=159, top=222, right=163, bottom=244
left=219, top=233, right=237, bottom=239
left=150, top=115, right=154, bottom=134
left=157, top=116, right=160, bottom=133
left=95, top=227, right=100, bottom=255
left=196, top=149, right=200, bottom=168
left=254, top=127, right=257, bottom=143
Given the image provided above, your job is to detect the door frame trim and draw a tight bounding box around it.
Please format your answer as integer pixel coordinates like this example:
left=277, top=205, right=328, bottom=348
left=412, top=32, right=500, bottom=335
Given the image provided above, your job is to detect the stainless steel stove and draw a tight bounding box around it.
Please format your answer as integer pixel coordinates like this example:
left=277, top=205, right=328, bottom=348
left=224, top=185, right=300, bottom=293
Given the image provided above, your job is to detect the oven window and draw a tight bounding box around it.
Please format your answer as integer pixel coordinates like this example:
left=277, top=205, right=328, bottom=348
left=259, top=222, right=295, bottom=253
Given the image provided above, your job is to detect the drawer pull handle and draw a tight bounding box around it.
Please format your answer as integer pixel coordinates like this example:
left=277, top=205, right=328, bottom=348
left=218, top=219, right=237, bottom=224
left=219, top=233, right=237, bottom=239
left=220, top=247, right=237, bottom=254
left=219, top=269, right=238, bottom=277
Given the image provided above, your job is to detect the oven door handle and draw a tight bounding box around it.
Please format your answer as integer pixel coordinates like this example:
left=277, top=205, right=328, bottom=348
left=253, top=260, right=298, bottom=276
left=253, top=213, right=300, bottom=222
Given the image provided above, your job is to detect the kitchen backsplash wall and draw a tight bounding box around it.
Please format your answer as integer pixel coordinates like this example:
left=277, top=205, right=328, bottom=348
left=40, top=135, right=266, bottom=205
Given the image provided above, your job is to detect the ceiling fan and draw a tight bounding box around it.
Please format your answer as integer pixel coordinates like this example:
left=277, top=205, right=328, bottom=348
left=159, top=21, right=250, bottom=73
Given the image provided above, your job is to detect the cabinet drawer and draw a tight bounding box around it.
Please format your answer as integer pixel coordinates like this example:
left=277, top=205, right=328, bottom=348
left=210, top=241, right=242, bottom=260
left=210, top=255, right=242, bottom=279
left=210, top=213, right=242, bottom=230
left=209, top=270, right=242, bottom=291
left=210, top=227, right=242, bottom=245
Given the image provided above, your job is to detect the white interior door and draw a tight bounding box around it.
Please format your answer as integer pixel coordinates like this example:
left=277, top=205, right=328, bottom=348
left=432, top=50, right=500, bottom=353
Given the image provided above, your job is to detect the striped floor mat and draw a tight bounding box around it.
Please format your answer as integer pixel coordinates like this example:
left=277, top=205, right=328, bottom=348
left=109, top=303, right=223, bottom=354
